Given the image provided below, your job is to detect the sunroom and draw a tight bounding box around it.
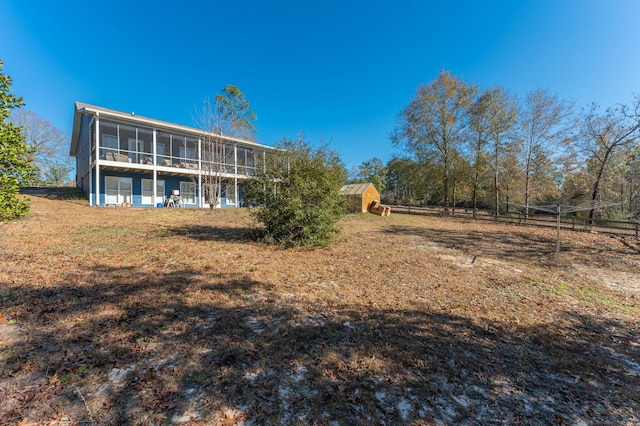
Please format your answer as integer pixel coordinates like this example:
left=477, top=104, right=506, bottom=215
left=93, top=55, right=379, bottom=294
left=70, top=102, right=272, bottom=208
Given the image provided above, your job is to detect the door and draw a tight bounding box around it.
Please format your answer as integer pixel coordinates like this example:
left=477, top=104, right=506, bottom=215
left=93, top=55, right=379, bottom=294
left=180, top=181, right=196, bottom=206
left=142, top=179, right=165, bottom=205
left=105, top=176, right=132, bottom=205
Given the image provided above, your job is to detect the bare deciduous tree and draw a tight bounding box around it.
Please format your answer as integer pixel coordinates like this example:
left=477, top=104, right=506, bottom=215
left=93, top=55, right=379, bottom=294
left=9, top=109, right=72, bottom=185
left=471, top=87, right=517, bottom=214
left=580, top=98, right=640, bottom=221
left=468, top=89, right=493, bottom=217
left=192, top=85, right=257, bottom=209
left=393, top=71, right=476, bottom=211
left=193, top=97, right=229, bottom=209
left=518, top=90, right=572, bottom=217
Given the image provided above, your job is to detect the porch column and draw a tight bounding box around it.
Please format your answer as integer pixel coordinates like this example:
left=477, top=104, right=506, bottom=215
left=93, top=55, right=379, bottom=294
left=234, top=145, right=238, bottom=208
left=234, top=143, right=238, bottom=175
left=88, top=123, right=93, bottom=207
left=198, top=137, right=202, bottom=208
left=234, top=177, right=238, bottom=208
left=198, top=174, right=202, bottom=208
left=153, top=129, right=157, bottom=206
left=95, top=113, right=100, bottom=206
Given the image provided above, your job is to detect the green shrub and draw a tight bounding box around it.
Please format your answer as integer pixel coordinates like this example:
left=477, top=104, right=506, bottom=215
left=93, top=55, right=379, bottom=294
left=244, top=138, right=347, bottom=247
left=1, top=60, right=34, bottom=222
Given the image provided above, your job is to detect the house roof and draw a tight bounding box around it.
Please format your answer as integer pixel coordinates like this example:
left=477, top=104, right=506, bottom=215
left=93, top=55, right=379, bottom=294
left=339, top=183, right=377, bottom=196
left=69, top=102, right=272, bottom=156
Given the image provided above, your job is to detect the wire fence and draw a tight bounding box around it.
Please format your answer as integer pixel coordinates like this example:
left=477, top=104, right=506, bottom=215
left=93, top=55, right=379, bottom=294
left=391, top=204, right=640, bottom=237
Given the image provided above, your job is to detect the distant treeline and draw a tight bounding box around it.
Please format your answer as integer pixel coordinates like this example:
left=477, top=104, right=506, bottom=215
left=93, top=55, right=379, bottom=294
left=349, top=71, right=640, bottom=222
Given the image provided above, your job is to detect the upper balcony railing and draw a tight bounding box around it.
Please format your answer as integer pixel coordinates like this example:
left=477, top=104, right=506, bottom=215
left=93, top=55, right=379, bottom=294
left=98, top=147, right=259, bottom=176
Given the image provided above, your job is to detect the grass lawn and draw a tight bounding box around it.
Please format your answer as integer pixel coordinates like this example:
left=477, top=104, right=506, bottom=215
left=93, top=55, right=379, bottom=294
left=1, top=193, right=639, bottom=425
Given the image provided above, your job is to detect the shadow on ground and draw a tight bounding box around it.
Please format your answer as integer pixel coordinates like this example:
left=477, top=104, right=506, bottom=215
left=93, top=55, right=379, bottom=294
left=382, top=224, right=639, bottom=270
left=166, top=224, right=258, bottom=243
left=20, top=187, right=87, bottom=202
left=1, top=264, right=638, bottom=424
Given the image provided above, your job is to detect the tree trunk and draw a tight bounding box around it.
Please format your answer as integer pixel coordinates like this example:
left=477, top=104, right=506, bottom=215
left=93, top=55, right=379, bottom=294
left=523, top=132, right=534, bottom=219
left=524, top=160, right=531, bottom=219
left=505, top=186, right=510, bottom=212
left=589, top=171, right=604, bottom=223
left=473, top=136, right=480, bottom=219
left=494, top=145, right=499, bottom=216
left=452, top=179, right=457, bottom=216
left=589, top=149, right=612, bottom=223
left=472, top=175, right=478, bottom=219
left=443, top=159, right=450, bottom=213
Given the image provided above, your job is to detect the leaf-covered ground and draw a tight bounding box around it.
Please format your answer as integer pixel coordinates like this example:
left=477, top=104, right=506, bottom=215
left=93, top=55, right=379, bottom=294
left=1, top=194, right=639, bottom=425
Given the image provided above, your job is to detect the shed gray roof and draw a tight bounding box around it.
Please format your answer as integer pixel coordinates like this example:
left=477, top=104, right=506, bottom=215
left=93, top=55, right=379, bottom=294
left=339, top=183, right=375, bottom=196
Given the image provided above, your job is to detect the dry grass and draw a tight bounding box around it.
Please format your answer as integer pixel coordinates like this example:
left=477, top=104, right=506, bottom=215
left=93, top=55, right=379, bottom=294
left=1, top=194, right=639, bottom=425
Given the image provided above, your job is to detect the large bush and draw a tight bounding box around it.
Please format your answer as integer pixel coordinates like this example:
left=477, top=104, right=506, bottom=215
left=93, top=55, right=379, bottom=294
left=244, top=138, right=347, bottom=247
left=0, top=60, right=33, bottom=222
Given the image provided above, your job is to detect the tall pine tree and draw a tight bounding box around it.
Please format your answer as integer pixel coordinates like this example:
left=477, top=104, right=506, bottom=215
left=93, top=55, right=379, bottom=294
left=0, top=60, right=34, bottom=221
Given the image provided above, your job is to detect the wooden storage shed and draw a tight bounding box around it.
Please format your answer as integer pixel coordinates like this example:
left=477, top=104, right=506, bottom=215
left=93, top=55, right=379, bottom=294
left=340, top=183, right=380, bottom=213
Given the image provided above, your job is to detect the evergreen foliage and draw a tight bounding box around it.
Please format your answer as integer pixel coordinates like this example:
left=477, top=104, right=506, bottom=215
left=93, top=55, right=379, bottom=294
left=0, top=60, right=34, bottom=222
left=355, top=157, right=387, bottom=192
left=215, top=84, right=257, bottom=140
left=244, top=138, right=347, bottom=248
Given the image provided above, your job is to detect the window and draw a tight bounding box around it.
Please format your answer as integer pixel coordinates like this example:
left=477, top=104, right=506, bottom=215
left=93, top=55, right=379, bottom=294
left=142, top=179, right=165, bottom=205
left=245, top=149, right=255, bottom=168
left=100, top=121, right=119, bottom=155
left=180, top=181, right=196, bottom=205
left=156, top=143, right=167, bottom=165
left=179, top=146, right=196, bottom=160
left=105, top=176, right=132, bottom=205
left=224, top=144, right=235, bottom=162
left=138, top=129, right=152, bottom=155
left=103, top=135, right=118, bottom=152
left=156, top=131, right=170, bottom=165
left=225, top=144, right=235, bottom=172
left=128, top=138, right=138, bottom=163
left=237, top=147, right=255, bottom=166
left=236, top=146, right=257, bottom=175
left=172, top=135, right=185, bottom=158
left=225, top=183, right=236, bottom=206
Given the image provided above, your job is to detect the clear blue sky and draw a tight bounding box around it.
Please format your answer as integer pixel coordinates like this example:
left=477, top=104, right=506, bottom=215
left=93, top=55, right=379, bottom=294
left=2, top=0, right=639, bottom=169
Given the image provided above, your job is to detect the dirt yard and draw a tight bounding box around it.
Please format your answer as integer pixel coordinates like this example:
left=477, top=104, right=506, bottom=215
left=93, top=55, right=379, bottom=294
left=1, top=194, right=639, bottom=425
